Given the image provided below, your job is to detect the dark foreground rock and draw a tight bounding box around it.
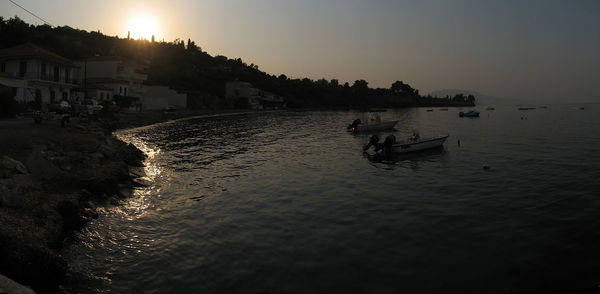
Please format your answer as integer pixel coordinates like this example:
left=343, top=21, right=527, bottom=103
left=0, top=119, right=146, bottom=293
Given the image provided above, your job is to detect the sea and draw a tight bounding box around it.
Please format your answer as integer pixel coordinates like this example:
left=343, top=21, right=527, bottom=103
left=61, top=104, right=600, bottom=294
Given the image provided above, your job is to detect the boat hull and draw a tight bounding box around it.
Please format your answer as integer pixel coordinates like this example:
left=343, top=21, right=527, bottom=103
left=391, top=135, right=449, bottom=153
left=354, top=121, right=398, bottom=132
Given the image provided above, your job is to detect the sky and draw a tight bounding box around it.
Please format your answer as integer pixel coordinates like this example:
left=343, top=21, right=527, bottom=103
left=1, top=0, right=599, bottom=102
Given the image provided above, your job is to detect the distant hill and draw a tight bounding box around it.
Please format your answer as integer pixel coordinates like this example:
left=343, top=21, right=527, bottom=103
left=429, top=89, right=517, bottom=106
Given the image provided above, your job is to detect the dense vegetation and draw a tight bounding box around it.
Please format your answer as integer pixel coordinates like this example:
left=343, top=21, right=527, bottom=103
left=0, top=17, right=475, bottom=109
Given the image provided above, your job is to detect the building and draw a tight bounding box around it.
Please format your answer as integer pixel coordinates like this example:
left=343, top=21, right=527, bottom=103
left=140, top=86, right=187, bottom=110
left=75, top=56, right=147, bottom=100
left=225, top=81, right=285, bottom=110
left=0, top=43, right=78, bottom=107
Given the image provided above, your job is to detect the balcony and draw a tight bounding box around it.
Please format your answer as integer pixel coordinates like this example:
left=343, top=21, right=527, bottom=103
left=19, top=71, right=78, bottom=85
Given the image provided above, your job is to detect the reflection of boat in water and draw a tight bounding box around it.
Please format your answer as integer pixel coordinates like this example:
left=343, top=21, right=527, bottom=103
left=363, top=146, right=445, bottom=165
left=459, top=110, right=480, bottom=117
left=364, top=133, right=449, bottom=154
left=347, top=114, right=398, bottom=133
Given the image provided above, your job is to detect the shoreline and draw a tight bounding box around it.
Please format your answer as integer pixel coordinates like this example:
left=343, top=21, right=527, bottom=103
left=0, top=114, right=148, bottom=293
left=0, top=105, right=469, bottom=293
left=0, top=108, right=254, bottom=293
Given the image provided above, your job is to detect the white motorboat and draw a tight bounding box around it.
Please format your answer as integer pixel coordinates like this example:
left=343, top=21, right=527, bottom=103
left=347, top=114, right=398, bottom=133
left=364, top=133, right=449, bottom=154
left=391, top=134, right=449, bottom=153
left=459, top=110, right=480, bottom=117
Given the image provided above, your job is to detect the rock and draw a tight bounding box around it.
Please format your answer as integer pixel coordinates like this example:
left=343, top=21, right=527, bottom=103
left=82, top=207, right=98, bottom=219
left=132, top=177, right=152, bottom=187
left=75, top=124, right=88, bottom=132
left=110, top=197, right=119, bottom=205
left=97, top=144, right=116, bottom=159
left=117, top=183, right=133, bottom=198
left=0, top=156, right=29, bottom=178
left=0, top=274, right=36, bottom=294
left=128, top=166, right=146, bottom=178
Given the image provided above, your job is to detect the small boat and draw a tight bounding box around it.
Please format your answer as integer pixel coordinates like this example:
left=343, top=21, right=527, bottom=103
left=486, top=107, right=495, bottom=110
left=518, top=107, right=536, bottom=110
left=539, top=106, right=548, bottom=109
left=426, top=109, right=434, bottom=112
left=579, top=107, right=585, bottom=110
left=459, top=110, right=480, bottom=117
left=347, top=114, right=398, bottom=133
left=439, top=108, right=449, bottom=111
left=364, top=133, right=449, bottom=154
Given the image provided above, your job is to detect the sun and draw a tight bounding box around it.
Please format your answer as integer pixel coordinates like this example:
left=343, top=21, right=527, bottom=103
left=127, top=13, right=158, bottom=40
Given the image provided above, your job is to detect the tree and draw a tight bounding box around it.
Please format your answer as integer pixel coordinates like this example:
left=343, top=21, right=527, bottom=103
left=352, top=79, right=369, bottom=89
left=391, top=80, right=415, bottom=94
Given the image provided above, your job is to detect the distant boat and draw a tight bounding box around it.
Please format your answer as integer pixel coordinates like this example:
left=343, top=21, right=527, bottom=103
left=347, top=114, right=398, bottom=133
left=579, top=107, right=585, bottom=110
left=439, top=108, right=449, bottom=111
left=486, top=107, right=495, bottom=110
left=459, top=110, right=480, bottom=117
left=364, top=134, right=449, bottom=154
left=539, top=106, right=548, bottom=109
left=426, top=109, right=434, bottom=112
left=518, top=107, right=536, bottom=110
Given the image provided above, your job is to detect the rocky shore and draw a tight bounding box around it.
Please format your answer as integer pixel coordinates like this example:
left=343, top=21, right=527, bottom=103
left=0, top=115, right=147, bottom=293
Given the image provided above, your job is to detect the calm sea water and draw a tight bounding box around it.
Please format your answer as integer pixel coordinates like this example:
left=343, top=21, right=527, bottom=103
left=62, top=105, right=600, bottom=293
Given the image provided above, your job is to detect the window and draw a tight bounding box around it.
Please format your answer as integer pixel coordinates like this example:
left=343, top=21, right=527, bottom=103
left=119, top=86, right=122, bottom=94
left=124, top=87, right=127, bottom=96
left=65, top=68, right=71, bottom=83
left=50, top=91, right=56, bottom=103
left=41, top=63, right=46, bottom=79
left=100, top=92, right=104, bottom=100
left=53, top=66, right=59, bottom=82
left=1, top=62, right=5, bottom=72
left=35, top=89, right=42, bottom=105
left=62, top=92, right=68, bottom=100
left=19, top=61, right=27, bottom=77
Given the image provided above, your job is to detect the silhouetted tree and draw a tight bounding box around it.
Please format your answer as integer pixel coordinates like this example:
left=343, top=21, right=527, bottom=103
left=391, top=80, right=415, bottom=94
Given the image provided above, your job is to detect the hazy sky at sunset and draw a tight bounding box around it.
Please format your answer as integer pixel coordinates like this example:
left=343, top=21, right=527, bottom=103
left=2, top=0, right=599, bottom=102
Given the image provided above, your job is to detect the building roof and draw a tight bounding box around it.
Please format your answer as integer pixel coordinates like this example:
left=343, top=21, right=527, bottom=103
left=0, top=42, right=75, bottom=66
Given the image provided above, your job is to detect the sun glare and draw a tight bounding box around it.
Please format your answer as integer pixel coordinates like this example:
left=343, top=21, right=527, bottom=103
left=127, top=13, right=158, bottom=40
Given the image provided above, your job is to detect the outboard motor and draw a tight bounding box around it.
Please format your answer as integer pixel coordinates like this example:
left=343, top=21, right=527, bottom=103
left=363, top=134, right=380, bottom=151
left=347, top=119, right=362, bottom=131
left=375, top=134, right=396, bottom=154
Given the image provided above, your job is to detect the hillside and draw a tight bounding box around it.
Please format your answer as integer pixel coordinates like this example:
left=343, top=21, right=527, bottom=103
left=1, top=16, right=474, bottom=109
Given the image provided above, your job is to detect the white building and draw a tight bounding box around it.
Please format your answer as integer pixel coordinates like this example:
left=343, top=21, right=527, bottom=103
left=75, top=56, right=147, bottom=99
left=225, top=81, right=285, bottom=110
left=140, top=86, right=187, bottom=110
left=0, top=43, right=78, bottom=107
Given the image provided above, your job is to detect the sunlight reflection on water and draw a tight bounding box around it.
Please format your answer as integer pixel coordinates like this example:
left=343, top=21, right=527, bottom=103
left=62, top=106, right=600, bottom=294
